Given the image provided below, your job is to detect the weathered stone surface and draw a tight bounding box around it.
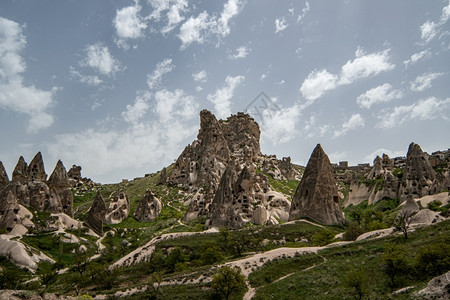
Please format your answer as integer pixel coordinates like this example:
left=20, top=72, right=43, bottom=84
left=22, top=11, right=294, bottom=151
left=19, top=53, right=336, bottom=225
left=368, top=156, right=383, bottom=179
left=157, top=167, right=167, bottom=185
left=415, top=270, right=450, bottom=300
left=289, top=144, right=344, bottom=225
left=0, top=190, right=20, bottom=214
left=48, top=160, right=73, bottom=216
left=0, top=191, right=21, bottom=232
left=28, top=152, right=47, bottom=181
left=85, top=191, right=106, bottom=236
left=105, top=192, right=129, bottom=225
left=0, top=209, right=19, bottom=231
left=0, top=161, right=9, bottom=188
left=134, top=190, right=162, bottom=222
left=12, top=156, right=28, bottom=182
left=399, top=142, right=436, bottom=202
left=399, top=197, right=420, bottom=217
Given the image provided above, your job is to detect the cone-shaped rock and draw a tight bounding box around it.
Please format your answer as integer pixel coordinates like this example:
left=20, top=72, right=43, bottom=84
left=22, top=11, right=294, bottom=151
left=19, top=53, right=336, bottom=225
left=0, top=161, right=9, bottom=188
left=48, top=160, right=73, bottom=216
left=28, top=152, right=47, bottom=181
left=289, top=144, right=344, bottom=225
left=157, top=167, right=167, bottom=185
left=12, top=156, right=28, bottom=182
left=134, top=190, right=162, bottom=222
left=105, top=192, right=129, bottom=225
left=399, top=142, right=436, bottom=202
left=85, top=191, right=106, bottom=236
left=400, top=196, right=420, bottom=216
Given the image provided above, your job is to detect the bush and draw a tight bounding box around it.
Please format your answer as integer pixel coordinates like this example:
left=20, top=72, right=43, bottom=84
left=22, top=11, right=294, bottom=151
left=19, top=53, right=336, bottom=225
left=343, top=223, right=364, bottom=241
left=414, top=242, right=450, bottom=277
left=211, top=266, right=246, bottom=300
left=382, top=243, right=409, bottom=286
left=344, top=267, right=366, bottom=300
left=311, top=229, right=335, bottom=246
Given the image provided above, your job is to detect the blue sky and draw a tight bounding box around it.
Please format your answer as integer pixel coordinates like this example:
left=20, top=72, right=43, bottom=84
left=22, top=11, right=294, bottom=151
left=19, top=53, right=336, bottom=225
left=0, top=0, right=449, bottom=183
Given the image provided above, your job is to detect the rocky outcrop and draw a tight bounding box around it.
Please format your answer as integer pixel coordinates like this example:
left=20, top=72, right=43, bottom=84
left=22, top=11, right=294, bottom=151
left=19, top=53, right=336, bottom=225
left=399, top=197, right=420, bottom=216
left=12, top=156, right=28, bottom=182
left=28, top=152, right=47, bottom=182
left=157, top=167, right=167, bottom=185
left=0, top=161, right=9, bottom=188
left=415, top=271, right=450, bottom=299
left=0, top=191, right=22, bottom=232
left=134, top=190, right=162, bottom=222
left=48, top=160, right=73, bottom=216
left=289, top=144, right=344, bottom=225
left=368, top=156, right=383, bottom=179
left=85, top=192, right=106, bottom=236
left=104, top=192, right=129, bottom=225
left=399, top=142, right=436, bottom=202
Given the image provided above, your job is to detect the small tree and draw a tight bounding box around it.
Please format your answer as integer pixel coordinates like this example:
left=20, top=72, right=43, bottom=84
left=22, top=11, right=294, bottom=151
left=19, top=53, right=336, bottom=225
left=382, top=243, right=409, bottom=286
left=344, top=267, right=366, bottom=300
left=394, top=211, right=414, bottom=239
left=311, top=229, right=335, bottom=246
left=211, top=266, right=246, bottom=300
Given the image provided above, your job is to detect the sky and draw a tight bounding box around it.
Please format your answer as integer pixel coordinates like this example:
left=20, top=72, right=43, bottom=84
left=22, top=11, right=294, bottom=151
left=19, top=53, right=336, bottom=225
left=0, top=0, right=449, bottom=183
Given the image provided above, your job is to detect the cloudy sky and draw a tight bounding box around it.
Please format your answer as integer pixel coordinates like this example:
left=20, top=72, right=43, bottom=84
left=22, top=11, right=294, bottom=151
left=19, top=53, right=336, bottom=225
left=0, top=0, right=449, bottom=183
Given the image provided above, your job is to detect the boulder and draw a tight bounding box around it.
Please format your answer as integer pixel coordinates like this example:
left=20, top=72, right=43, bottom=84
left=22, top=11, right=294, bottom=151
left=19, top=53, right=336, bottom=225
left=133, top=190, right=162, bottom=222
left=85, top=191, right=106, bottom=236
left=289, top=144, right=344, bottom=225
left=104, top=192, right=129, bottom=225
left=410, top=209, right=444, bottom=225
left=415, top=271, right=450, bottom=299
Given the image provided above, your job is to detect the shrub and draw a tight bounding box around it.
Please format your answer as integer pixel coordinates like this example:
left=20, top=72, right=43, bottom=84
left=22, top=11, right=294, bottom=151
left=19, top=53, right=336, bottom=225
left=344, top=267, right=366, bottom=300
left=414, top=242, right=450, bottom=277
left=311, top=229, right=335, bottom=246
left=343, top=223, right=364, bottom=241
left=427, top=200, right=443, bottom=212
left=382, top=243, right=409, bottom=286
left=211, top=266, right=246, bottom=300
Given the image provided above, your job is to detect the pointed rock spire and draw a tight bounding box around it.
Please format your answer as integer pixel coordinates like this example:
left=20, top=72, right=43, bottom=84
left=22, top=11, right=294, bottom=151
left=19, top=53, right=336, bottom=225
left=85, top=191, right=106, bottom=236
left=399, top=142, right=436, bottom=201
left=28, top=152, right=47, bottom=181
left=0, top=161, right=9, bottom=188
left=12, top=156, right=28, bottom=181
left=48, top=160, right=70, bottom=188
left=368, top=156, right=383, bottom=179
left=133, top=190, right=162, bottom=222
left=48, top=160, right=73, bottom=216
left=157, top=167, right=167, bottom=185
left=289, top=144, right=344, bottom=225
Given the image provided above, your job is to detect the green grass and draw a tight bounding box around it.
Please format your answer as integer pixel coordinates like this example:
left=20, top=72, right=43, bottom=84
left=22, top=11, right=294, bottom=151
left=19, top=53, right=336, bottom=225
left=252, top=219, right=450, bottom=299
left=257, top=168, right=300, bottom=198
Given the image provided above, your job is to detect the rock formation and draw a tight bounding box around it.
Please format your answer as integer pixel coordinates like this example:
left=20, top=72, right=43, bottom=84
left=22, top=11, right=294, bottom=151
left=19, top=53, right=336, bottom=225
left=134, top=190, right=162, bottom=222
left=399, top=196, right=420, bottom=216
left=157, top=167, right=167, bottom=185
left=28, top=152, right=47, bottom=182
left=399, top=142, right=436, bottom=202
left=104, top=192, right=129, bottom=225
left=289, top=144, right=344, bottom=225
left=0, top=191, right=21, bottom=232
left=48, top=160, right=73, bottom=216
left=12, top=156, right=28, bottom=181
left=85, top=191, right=106, bottom=236
left=0, top=161, right=9, bottom=189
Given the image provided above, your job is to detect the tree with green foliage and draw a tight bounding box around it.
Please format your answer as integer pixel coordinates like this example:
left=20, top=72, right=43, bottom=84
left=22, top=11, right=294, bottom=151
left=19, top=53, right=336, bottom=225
left=166, top=247, right=186, bottom=272
left=382, top=243, right=409, bottom=286
left=211, top=266, right=246, bottom=300
left=344, top=267, right=366, bottom=300
left=71, top=247, right=90, bottom=276
left=394, top=211, right=414, bottom=239
left=310, top=229, right=335, bottom=246
left=414, top=242, right=450, bottom=277
left=149, top=250, right=166, bottom=273
left=343, top=222, right=364, bottom=241
left=200, top=244, right=224, bottom=265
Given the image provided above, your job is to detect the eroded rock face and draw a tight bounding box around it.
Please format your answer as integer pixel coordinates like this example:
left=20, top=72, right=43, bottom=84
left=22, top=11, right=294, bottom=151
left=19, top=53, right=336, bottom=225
left=134, top=190, right=162, bottom=222
left=0, top=191, right=21, bottom=232
left=399, top=142, right=436, bottom=202
left=12, top=156, right=28, bottom=182
left=28, top=152, right=47, bottom=182
left=104, top=192, right=129, bottom=225
left=157, top=167, right=167, bottom=185
left=368, top=156, right=383, bottom=179
left=0, top=161, right=9, bottom=188
left=289, top=144, right=344, bottom=225
left=85, top=192, right=106, bottom=236
left=48, top=160, right=73, bottom=216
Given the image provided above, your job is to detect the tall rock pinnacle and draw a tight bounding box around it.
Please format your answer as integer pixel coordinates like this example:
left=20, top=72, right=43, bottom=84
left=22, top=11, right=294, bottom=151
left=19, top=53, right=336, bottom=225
left=289, top=144, right=344, bottom=225
left=85, top=191, right=106, bottom=236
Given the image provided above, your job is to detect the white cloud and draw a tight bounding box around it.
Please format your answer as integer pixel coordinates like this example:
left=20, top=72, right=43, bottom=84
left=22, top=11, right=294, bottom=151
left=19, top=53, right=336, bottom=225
left=303, top=114, right=329, bottom=138
left=122, top=91, right=151, bottom=124
left=178, top=11, right=212, bottom=49
left=334, top=114, right=365, bottom=137
left=357, top=83, right=403, bottom=109
left=377, top=97, right=450, bottom=128
left=297, top=1, right=310, bottom=23
left=207, top=75, right=245, bottom=119
left=275, top=79, right=285, bottom=85
left=81, top=42, right=121, bottom=76
left=178, top=0, right=244, bottom=49
left=420, top=0, right=450, bottom=44
left=0, top=17, right=55, bottom=133
left=161, top=0, right=189, bottom=34
left=47, top=88, right=198, bottom=183
left=300, top=69, right=338, bottom=101
left=154, top=89, right=198, bottom=123
left=70, top=67, right=103, bottom=86
left=192, top=70, right=207, bottom=83
left=114, top=2, right=147, bottom=49
left=147, top=58, right=175, bottom=89
left=260, top=104, right=300, bottom=144
left=228, top=46, right=250, bottom=59
left=300, top=48, right=394, bottom=102
left=364, top=148, right=405, bottom=162
left=403, top=48, right=432, bottom=67
left=275, top=17, right=288, bottom=33
left=410, top=72, right=444, bottom=92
